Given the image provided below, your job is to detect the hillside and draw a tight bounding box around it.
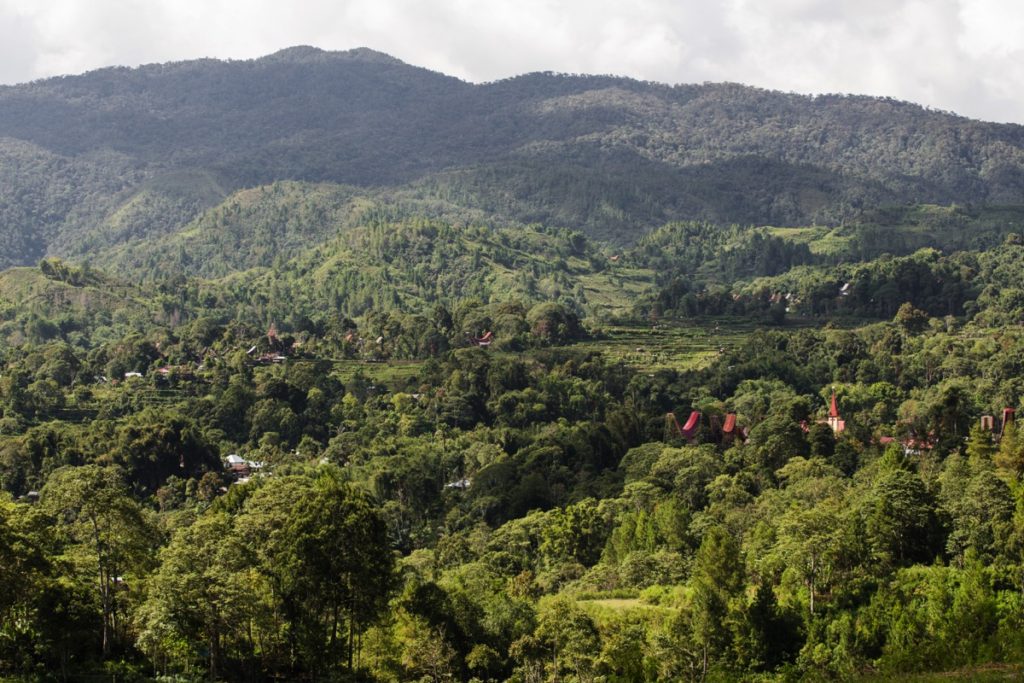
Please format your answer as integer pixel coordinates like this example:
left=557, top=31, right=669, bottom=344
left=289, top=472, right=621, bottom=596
left=7, top=50, right=1024, bottom=677
left=2, top=46, right=1024, bottom=268
left=8, top=206, right=1024, bottom=680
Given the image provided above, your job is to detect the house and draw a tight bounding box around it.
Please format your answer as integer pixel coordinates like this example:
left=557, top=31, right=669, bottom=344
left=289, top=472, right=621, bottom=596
left=225, top=454, right=245, bottom=465
left=722, top=413, right=739, bottom=445
left=225, top=454, right=249, bottom=476
left=979, top=407, right=1015, bottom=437
left=827, top=391, right=846, bottom=434
left=667, top=410, right=701, bottom=443
left=224, top=454, right=267, bottom=482
left=879, top=434, right=934, bottom=455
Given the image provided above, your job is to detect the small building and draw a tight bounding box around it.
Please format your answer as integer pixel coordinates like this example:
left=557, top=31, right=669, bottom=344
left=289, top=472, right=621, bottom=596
left=667, top=410, right=701, bottom=443
left=225, top=454, right=250, bottom=477
left=722, top=413, right=739, bottom=445
left=827, top=391, right=846, bottom=434
left=979, top=408, right=1016, bottom=437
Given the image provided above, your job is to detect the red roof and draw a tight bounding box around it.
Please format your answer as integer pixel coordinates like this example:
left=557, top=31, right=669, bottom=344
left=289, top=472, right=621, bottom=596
left=723, top=413, right=737, bottom=433
left=682, top=411, right=701, bottom=437
left=1002, top=407, right=1016, bottom=435
left=829, top=391, right=840, bottom=418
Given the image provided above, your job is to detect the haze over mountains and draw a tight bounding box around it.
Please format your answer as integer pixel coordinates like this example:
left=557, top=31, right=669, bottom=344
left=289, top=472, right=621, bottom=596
left=2, top=45, right=1024, bottom=271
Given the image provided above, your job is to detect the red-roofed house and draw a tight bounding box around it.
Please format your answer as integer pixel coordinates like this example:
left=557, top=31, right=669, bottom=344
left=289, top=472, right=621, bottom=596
left=827, top=391, right=846, bottom=434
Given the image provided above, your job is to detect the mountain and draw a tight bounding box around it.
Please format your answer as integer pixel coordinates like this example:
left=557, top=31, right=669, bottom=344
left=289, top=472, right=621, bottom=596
left=2, top=46, right=1024, bottom=269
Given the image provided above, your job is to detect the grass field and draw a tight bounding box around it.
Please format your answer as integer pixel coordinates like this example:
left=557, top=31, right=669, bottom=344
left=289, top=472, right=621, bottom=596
left=322, top=358, right=426, bottom=387
left=572, top=318, right=759, bottom=373
left=765, top=225, right=854, bottom=256
left=577, top=264, right=656, bottom=316
left=572, top=596, right=678, bottom=628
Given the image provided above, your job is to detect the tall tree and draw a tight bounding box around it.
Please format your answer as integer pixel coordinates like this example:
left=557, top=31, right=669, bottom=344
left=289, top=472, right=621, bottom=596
left=41, top=465, right=153, bottom=657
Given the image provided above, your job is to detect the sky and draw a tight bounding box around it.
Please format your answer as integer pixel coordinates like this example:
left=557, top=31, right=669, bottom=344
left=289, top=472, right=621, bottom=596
left=1, top=0, right=1023, bottom=124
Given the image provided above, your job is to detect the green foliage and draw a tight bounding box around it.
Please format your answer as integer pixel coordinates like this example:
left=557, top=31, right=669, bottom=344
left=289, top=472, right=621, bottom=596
left=139, top=469, right=395, bottom=677
left=6, top=56, right=1024, bottom=678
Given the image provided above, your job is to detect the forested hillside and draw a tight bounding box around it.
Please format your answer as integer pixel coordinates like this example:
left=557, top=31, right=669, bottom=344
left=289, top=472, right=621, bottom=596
left=2, top=46, right=1024, bottom=268
left=7, top=47, right=1024, bottom=683
left=2, top=201, right=1024, bottom=679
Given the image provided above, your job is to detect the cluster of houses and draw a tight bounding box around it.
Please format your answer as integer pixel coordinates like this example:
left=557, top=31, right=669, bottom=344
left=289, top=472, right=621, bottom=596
left=246, top=324, right=292, bottom=365
left=667, top=410, right=743, bottom=445
left=670, top=390, right=1019, bottom=454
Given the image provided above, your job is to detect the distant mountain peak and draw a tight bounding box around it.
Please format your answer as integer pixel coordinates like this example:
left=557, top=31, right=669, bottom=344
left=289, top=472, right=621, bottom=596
left=260, top=45, right=406, bottom=66
left=264, top=45, right=327, bottom=60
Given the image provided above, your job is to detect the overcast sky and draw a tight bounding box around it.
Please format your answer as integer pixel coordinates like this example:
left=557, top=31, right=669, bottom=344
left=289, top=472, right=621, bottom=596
left=1, top=0, right=1022, bottom=124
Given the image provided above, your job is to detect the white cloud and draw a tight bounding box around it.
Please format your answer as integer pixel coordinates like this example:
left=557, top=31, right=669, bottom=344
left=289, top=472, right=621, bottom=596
left=0, top=0, right=1022, bottom=123
left=0, top=9, right=39, bottom=84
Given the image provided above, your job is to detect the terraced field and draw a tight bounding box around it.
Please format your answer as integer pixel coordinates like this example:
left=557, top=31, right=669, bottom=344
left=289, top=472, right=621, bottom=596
left=765, top=225, right=853, bottom=255
left=572, top=318, right=759, bottom=372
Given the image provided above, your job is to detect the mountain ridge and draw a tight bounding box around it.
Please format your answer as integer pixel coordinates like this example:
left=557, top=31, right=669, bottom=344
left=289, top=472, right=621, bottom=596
left=1, top=46, right=1024, bottom=269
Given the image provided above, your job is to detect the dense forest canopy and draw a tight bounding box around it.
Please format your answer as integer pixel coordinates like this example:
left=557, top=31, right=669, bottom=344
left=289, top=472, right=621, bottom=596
left=4, top=208, right=1024, bottom=680
left=6, top=47, right=1024, bottom=683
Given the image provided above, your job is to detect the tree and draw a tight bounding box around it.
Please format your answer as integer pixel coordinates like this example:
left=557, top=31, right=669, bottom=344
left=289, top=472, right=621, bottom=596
left=746, top=414, right=809, bottom=473
left=397, top=614, right=457, bottom=682
left=110, top=410, right=220, bottom=494
left=894, top=303, right=929, bottom=335
left=529, top=597, right=600, bottom=682
left=233, top=470, right=396, bottom=674
left=0, top=500, right=53, bottom=673
left=769, top=458, right=848, bottom=616
left=136, top=512, right=256, bottom=677
left=732, top=583, right=801, bottom=673
left=939, top=455, right=1014, bottom=564
left=538, top=499, right=608, bottom=568
left=995, top=423, right=1024, bottom=482
left=864, top=469, right=937, bottom=568
left=689, top=525, right=745, bottom=679
left=526, top=303, right=584, bottom=345
left=41, top=465, right=153, bottom=657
